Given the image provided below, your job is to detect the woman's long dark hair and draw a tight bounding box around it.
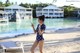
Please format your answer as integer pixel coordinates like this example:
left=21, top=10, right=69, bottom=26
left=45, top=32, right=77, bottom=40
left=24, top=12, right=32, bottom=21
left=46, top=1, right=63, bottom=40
left=38, top=15, right=45, bottom=22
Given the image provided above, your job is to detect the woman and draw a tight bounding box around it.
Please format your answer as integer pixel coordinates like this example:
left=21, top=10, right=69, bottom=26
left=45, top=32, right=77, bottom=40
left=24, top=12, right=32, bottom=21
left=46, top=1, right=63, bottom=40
left=31, top=15, right=46, bottom=53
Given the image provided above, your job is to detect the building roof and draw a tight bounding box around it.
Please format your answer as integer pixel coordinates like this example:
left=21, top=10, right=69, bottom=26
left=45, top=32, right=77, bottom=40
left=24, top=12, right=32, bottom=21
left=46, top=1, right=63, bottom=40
left=4, top=5, right=26, bottom=9
left=36, top=7, right=43, bottom=9
left=43, top=5, right=61, bottom=9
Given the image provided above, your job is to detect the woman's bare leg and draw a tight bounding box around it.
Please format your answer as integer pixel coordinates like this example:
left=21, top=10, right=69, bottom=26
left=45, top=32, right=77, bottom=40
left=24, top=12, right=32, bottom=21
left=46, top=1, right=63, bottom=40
left=38, top=40, right=44, bottom=53
left=31, top=41, right=38, bottom=53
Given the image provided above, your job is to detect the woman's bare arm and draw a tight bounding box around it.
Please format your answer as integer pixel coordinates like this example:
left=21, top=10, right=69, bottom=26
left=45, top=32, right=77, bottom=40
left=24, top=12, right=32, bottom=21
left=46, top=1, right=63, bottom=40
left=38, top=30, right=45, bottom=35
left=31, top=24, right=36, bottom=33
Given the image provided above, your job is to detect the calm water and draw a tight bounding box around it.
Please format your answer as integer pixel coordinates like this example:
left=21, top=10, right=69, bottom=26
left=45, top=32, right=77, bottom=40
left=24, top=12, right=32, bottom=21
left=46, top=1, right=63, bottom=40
left=0, top=18, right=80, bottom=37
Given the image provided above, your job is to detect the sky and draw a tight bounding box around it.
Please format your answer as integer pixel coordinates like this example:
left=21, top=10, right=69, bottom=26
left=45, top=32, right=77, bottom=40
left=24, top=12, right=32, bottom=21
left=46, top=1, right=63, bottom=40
left=0, top=0, right=80, bottom=8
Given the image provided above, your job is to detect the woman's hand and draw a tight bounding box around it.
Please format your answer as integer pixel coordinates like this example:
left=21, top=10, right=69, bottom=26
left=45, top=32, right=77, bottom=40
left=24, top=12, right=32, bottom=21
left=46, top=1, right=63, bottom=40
left=31, top=24, right=34, bottom=28
left=38, top=30, right=42, bottom=35
left=38, top=30, right=44, bottom=35
left=31, top=24, right=36, bottom=33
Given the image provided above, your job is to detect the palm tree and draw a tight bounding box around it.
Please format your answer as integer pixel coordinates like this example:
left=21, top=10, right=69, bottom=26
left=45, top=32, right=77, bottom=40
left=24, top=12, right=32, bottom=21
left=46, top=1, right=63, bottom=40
left=0, top=2, right=3, bottom=7
left=53, top=0, right=57, bottom=2
left=51, top=0, right=57, bottom=5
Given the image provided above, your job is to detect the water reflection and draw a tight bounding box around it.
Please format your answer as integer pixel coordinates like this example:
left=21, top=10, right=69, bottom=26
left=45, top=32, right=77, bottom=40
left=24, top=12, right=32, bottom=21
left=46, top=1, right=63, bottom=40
left=0, top=18, right=80, bottom=34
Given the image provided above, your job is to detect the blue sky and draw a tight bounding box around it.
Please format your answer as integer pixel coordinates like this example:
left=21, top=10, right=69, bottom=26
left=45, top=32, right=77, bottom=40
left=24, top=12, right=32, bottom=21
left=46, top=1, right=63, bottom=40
left=0, top=0, right=80, bottom=7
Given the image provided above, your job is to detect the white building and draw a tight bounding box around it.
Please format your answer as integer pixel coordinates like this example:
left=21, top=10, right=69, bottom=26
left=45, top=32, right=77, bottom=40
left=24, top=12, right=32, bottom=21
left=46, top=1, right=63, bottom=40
left=73, top=8, right=80, bottom=17
left=36, top=5, right=64, bottom=18
left=0, top=5, right=33, bottom=21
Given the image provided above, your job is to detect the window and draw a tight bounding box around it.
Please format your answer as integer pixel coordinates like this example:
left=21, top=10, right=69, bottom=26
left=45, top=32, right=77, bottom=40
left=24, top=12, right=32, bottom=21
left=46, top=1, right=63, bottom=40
left=0, top=8, right=4, bottom=11
left=20, top=9, right=25, bottom=11
left=26, top=13, right=31, bottom=16
left=49, top=13, right=53, bottom=15
left=60, top=13, right=63, bottom=15
left=55, top=9, right=59, bottom=11
left=38, top=13, right=42, bottom=15
left=43, top=13, right=48, bottom=15
left=13, top=9, right=18, bottom=12
left=49, top=9, right=54, bottom=11
left=43, top=9, right=48, bottom=11
left=36, top=9, right=42, bottom=11
left=26, top=9, right=31, bottom=11
left=55, top=13, right=59, bottom=15
left=0, top=14, right=2, bottom=16
left=5, top=9, right=11, bottom=12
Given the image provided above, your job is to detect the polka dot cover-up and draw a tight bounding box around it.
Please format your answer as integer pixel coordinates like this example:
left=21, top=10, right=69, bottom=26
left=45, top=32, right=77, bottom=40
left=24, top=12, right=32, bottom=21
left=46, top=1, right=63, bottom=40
left=36, top=24, right=46, bottom=41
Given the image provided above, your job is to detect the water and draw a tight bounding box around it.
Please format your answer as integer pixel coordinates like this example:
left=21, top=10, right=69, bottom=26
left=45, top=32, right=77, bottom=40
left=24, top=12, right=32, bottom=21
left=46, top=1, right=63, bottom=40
left=0, top=18, right=80, bottom=38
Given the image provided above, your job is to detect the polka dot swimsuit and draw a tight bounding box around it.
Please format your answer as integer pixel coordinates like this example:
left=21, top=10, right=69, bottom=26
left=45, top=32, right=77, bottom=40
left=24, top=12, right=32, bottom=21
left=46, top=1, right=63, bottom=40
left=36, top=24, right=46, bottom=41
